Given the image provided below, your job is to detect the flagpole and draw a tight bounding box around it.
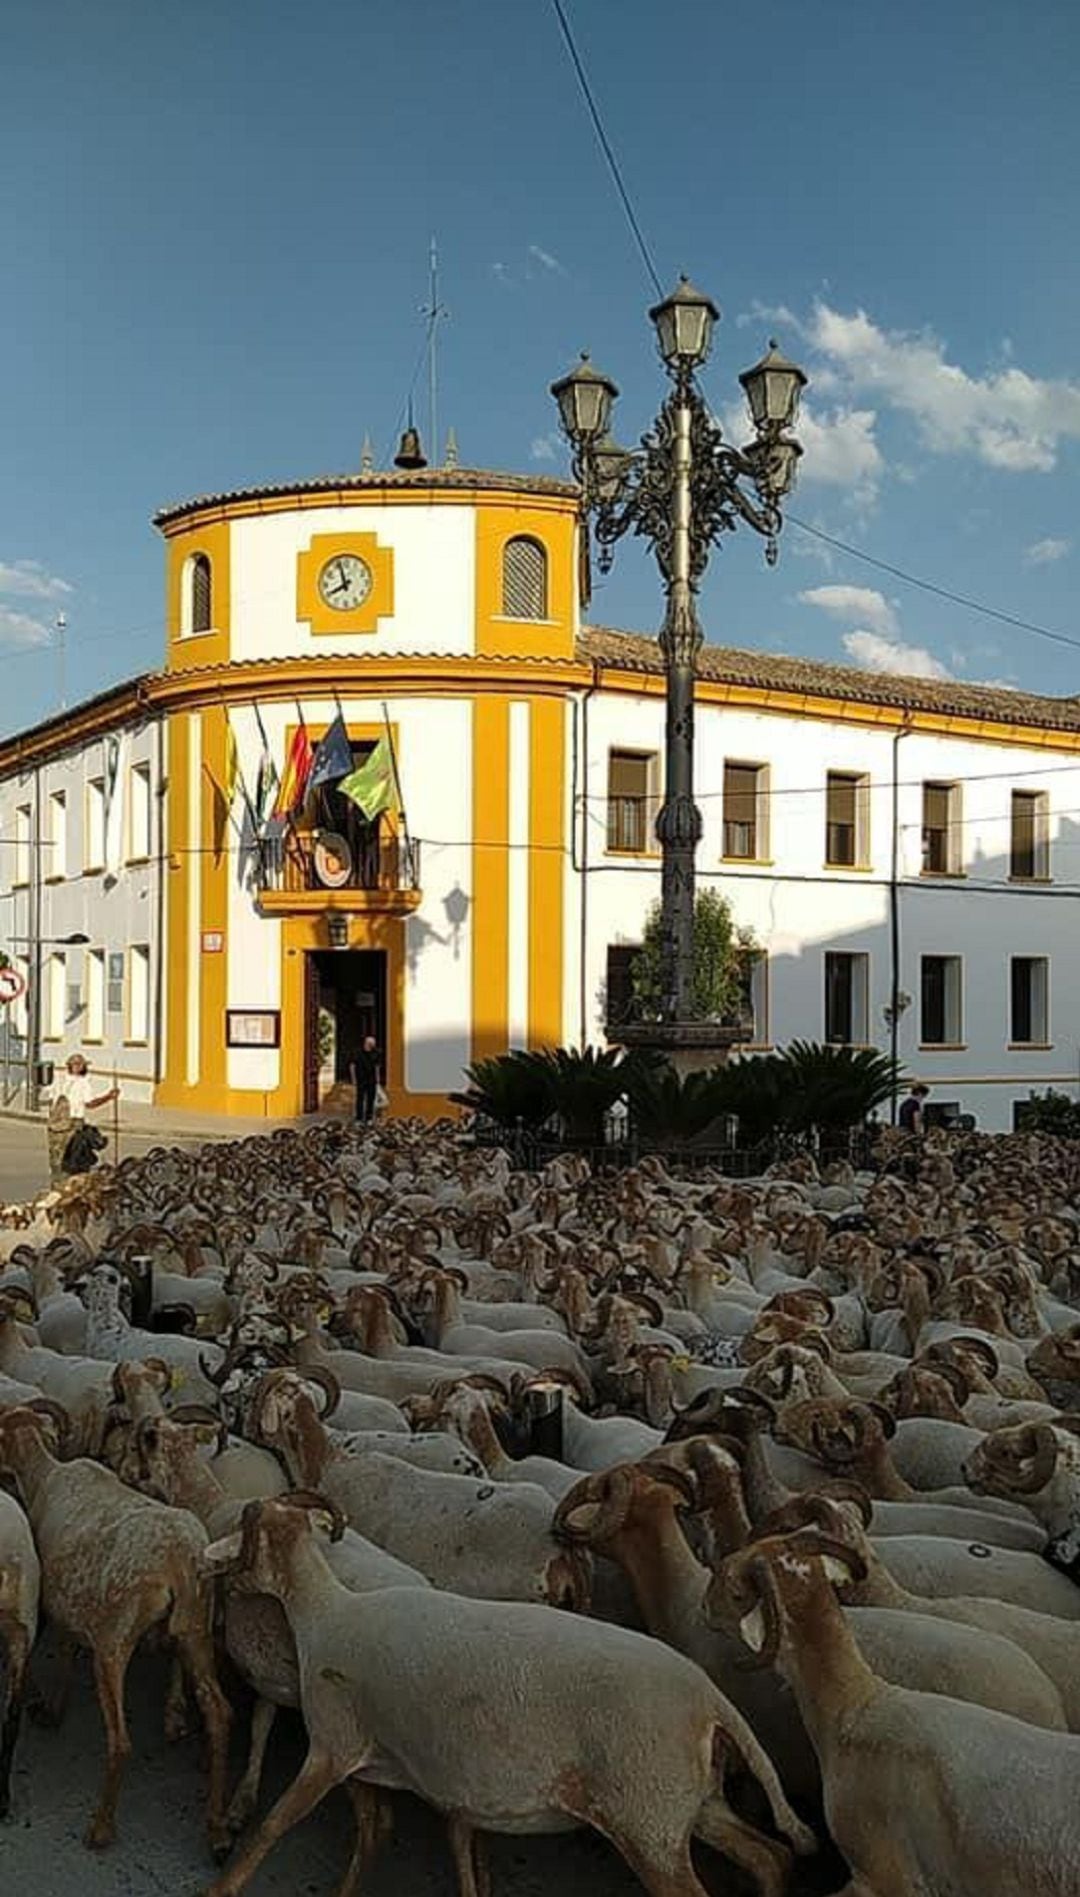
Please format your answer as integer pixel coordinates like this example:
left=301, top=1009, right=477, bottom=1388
left=380, top=701, right=415, bottom=887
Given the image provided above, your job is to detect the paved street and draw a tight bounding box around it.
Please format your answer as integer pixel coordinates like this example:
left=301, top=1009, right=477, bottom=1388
left=0, top=1108, right=304, bottom=1210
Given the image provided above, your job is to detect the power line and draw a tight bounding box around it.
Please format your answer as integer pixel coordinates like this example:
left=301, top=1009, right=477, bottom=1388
left=788, top=516, right=1080, bottom=657
left=548, top=0, right=664, bottom=299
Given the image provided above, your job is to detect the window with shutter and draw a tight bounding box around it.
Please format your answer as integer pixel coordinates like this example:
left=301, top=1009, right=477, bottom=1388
left=501, top=537, right=547, bottom=618
left=723, top=762, right=767, bottom=860
left=190, top=554, right=213, bottom=634
left=606, top=750, right=657, bottom=854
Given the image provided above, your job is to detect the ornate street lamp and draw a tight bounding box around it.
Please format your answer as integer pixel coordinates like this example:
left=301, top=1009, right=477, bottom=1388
left=551, top=280, right=805, bottom=1048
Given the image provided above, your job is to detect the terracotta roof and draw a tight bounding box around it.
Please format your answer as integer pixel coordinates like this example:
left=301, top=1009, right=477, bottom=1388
left=153, top=467, right=579, bottom=527
left=580, top=626, right=1080, bottom=734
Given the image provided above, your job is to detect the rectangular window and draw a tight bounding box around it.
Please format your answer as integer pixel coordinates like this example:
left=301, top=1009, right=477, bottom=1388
left=47, top=789, right=67, bottom=880
left=606, top=749, right=658, bottom=855
left=922, top=781, right=962, bottom=875
left=85, top=949, right=105, bottom=1041
left=736, top=949, right=769, bottom=1045
left=825, top=771, right=870, bottom=867
left=1011, top=956, right=1049, bottom=1045
left=45, top=951, right=66, bottom=1041
left=723, top=761, right=769, bottom=861
left=86, top=777, right=106, bottom=870
left=605, top=943, right=640, bottom=1030
left=128, top=761, right=152, bottom=861
left=14, top=804, right=31, bottom=886
left=128, top=945, right=150, bottom=1044
left=921, top=954, right=963, bottom=1045
left=824, top=951, right=869, bottom=1044
left=1010, top=790, right=1049, bottom=880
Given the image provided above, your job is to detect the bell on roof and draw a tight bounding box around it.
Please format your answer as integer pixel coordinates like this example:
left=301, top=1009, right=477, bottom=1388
left=394, top=422, right=427, bottom=470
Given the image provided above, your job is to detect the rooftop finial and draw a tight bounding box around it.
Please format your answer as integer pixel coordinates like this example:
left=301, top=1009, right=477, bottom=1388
left=360, top=433, right=374, bottom=474
left=444, top=427, right=459, bottom=470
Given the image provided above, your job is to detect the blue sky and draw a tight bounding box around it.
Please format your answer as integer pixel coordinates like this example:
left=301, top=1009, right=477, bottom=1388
left=2, top=0, right=1078, bottom=735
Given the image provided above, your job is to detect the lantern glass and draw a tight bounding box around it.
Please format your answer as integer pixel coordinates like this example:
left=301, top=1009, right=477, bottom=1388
left=649, top=276, right=719, bottom=369
left=592, top=433, right=632, bottom=501
left=740, top=340, right=807, bottom=431
left=550, top=353, right=618, bottom=445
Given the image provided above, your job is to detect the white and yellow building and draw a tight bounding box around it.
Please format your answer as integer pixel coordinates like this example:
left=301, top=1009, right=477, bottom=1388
left=3, top=455, right=1080, bottom=1130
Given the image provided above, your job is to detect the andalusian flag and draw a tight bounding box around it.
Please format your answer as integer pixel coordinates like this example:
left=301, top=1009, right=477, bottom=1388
left=273, top=721, right=314, bottom=820
left=339, top=738, right=396, bottom=821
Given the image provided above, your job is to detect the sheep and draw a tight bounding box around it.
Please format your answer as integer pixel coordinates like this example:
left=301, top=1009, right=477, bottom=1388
left=0, top=1306, right=122, bottom=1455
left=708, top=1529, right=1080, bottom=1897
left=80, top=1263, right=225, bottom=1401
left=762, top=1488, right=1080, bottom=1732
left=0, top=1406, right=231, bottom=1853
left=411, top=1378, right=581, bottom=1500
left=200, top=1495, right=814, bottom=1897
left=247, top=1368, right=484, bottom=1480
left=965, top=1418, right=1080, bottom=1572
left=0, top=1486, right=40, bottom=1819
left=249, top=1371, right=589, bottom=1607
left=412, top=1268, right=593, bottom=1387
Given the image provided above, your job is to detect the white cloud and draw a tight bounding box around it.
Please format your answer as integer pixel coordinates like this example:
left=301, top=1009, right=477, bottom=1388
left=0, top=559, right=72, bottom=601
left=841, top=630, right=952, bottom=681
left=528, top=244, right=565, bottom=276
left=797, top=405, right=884, bottom=498
left=1025, top=536, right=1071, bottom=566
left=798, top=584, right=898, bottom=637
left=808, top=303, right=1080, bottom=473
left=0, top=606, right=51, bottom=647
left=530, top=433, right=560, bottom=463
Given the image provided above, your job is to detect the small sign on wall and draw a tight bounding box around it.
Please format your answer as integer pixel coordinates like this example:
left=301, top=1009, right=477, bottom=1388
left=226, top=1009, right=280, bottom=1049
left=201, top=930, right=225, bottom=954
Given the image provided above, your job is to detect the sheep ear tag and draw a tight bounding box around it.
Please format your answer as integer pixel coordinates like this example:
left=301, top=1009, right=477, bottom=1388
left=169, top=1367, right=186, bottom=1391
left=739, top=1604, right=766, bottom=1652
left=822, top=1555, right=851, bottom=1586
left=672, top=1354, right=692, bottom=1373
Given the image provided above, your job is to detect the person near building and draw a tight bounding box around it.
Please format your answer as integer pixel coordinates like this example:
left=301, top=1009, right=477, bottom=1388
left=46, top=1054, right=119, bottom=1185
left=897, top=1081, right=929, bottom=1135
left=350, top=1035, right=381, bottom=1125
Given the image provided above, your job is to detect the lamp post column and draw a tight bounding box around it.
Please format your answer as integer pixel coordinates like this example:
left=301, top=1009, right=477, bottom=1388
left=655, top=385, right=703, bottom=1025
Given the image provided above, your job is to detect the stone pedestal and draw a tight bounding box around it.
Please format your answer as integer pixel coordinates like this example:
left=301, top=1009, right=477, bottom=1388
left=617, top=1020, right=750, bottom=1077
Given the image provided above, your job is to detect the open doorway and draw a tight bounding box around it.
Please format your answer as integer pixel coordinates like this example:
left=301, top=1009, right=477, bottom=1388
left=304, top=949, right=387, bottom=1114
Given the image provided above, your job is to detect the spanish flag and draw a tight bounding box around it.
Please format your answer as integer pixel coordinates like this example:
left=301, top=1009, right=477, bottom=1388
left=273, top=721, right=314, bottom=821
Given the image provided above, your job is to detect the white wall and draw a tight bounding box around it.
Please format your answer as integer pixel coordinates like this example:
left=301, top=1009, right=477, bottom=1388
left=0, top=722, right=163, bottom=1104
left=227, top=502, right=476, bottom=664
left=574, top=689, right=1080, bottom=1131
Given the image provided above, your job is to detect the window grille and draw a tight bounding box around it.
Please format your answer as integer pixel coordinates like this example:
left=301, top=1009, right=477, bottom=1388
left=501, top=537, right=547, bottom=618
left=191, top=554, right=213, bottom=633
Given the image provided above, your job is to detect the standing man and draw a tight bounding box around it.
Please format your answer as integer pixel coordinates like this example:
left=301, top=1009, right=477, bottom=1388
left=897, top=1081, right=929, bottom=1135
left=350, top=1034, right=380, bottom=1125
left=46, top=1053, right=119, bottom=1185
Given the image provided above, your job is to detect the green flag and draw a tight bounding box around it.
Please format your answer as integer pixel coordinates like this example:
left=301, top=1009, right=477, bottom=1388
left=339, top=738, right=397, bottom=821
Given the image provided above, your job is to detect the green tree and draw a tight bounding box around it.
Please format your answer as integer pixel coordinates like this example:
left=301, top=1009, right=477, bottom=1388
left=631, top=888, right=760, bottom=1023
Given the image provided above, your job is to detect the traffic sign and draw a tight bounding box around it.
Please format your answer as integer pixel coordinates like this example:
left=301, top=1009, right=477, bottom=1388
left=0, top=967, right=26, bottom=1005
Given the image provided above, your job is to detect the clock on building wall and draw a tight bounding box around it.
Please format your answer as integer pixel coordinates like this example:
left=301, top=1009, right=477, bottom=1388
left=297, top=532, right=393, bottom=634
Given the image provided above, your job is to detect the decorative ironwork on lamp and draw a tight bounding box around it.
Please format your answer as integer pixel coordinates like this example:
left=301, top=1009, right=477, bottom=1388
left=550, top=281, right=806, bottom=1032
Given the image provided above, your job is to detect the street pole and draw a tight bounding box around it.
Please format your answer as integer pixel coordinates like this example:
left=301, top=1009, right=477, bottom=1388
left=27, top=769, right=43, bottom=1113
left=655, top=384, right=703, bottom=1024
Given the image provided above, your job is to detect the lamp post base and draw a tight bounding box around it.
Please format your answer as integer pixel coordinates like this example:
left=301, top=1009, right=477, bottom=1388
left=617, top=1019, right=750, bottom=1076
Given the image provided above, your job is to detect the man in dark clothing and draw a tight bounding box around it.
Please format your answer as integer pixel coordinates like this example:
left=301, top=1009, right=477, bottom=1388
left=898, top=1082, right=929, bottom=1134
left=351, top=1035, right=380, bottom=1124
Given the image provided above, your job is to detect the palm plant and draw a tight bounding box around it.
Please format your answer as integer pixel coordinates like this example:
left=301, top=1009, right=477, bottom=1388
left=529, top=1045, right=643, bottom=1145
left=780, top=1040, right=900, bottom=1134
left=623, top=1062, right=731, bottom=1146
left=450, top=1052, right=555, bottom=1130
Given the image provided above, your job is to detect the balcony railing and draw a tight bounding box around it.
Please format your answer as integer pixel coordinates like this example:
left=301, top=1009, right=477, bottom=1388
left=258, top=828, right=421, bottom=899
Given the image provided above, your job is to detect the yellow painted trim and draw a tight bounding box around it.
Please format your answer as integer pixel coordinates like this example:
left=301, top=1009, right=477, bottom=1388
left=166, top=520, right=231, bottom=672
left=476, top=505, right=575, bottom=660
left=296, top=531, right=394, bottom=636
left=528, top=697, right=565, bottom=1048
left=200, top=704, right=229, bottom=1099
left=471, top=697, right=510, bottom=1063
left=157, top=484, right=581, bottom=536
left=159, top=711, right=192, bottom=1103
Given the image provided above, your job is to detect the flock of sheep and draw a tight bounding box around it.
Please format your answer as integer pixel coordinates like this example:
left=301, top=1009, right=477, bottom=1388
left=2, top=1114, right=1080, bottom=1895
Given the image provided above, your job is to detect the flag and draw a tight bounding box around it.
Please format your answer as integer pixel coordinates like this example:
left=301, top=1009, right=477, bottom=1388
left=252, top=705, right=278, bottom=825
left=308, top=713, right=354, bottom=792
left=339, top=738, right=397, bottom=821
left=272, top=721, right=314, bottom=821
left=224, top=721, right=240, bottom=807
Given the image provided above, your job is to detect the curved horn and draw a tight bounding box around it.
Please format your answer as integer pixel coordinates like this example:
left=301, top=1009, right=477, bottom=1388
left=553, top=1466, right=634, bottom=1544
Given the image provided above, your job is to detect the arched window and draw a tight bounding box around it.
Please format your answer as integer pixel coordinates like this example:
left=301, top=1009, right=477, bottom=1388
left=501, top=536, right=547, bottom=619
left=189, top=553, right=213, bottom=633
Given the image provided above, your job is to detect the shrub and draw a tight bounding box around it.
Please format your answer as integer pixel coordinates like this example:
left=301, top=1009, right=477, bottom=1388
left=631, top=889, right=759, bottom=1023
left=450, top=1052, right=555, bottom=1130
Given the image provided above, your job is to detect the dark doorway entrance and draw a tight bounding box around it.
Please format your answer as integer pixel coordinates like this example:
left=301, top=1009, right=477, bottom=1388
left=304, top=949, right=387, bottom=1114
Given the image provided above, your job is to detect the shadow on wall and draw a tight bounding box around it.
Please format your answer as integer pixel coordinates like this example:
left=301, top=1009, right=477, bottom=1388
left=595, top=817, right=1080, bottom=1132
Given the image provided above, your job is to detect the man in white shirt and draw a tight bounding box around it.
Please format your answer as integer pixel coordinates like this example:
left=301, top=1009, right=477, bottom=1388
left=47, top=1054, right=118, bottom=1184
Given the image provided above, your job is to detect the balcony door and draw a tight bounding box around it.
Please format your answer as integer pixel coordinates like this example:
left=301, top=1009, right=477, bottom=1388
left=304, top=948, right=387, bottom=1113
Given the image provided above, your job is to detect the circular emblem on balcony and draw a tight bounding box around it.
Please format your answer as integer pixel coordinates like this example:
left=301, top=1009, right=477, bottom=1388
left=313, top=833, right=354, bottom=889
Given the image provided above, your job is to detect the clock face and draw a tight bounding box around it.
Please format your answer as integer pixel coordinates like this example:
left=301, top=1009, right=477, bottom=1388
left=318, top=553, right=373, bottom=611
